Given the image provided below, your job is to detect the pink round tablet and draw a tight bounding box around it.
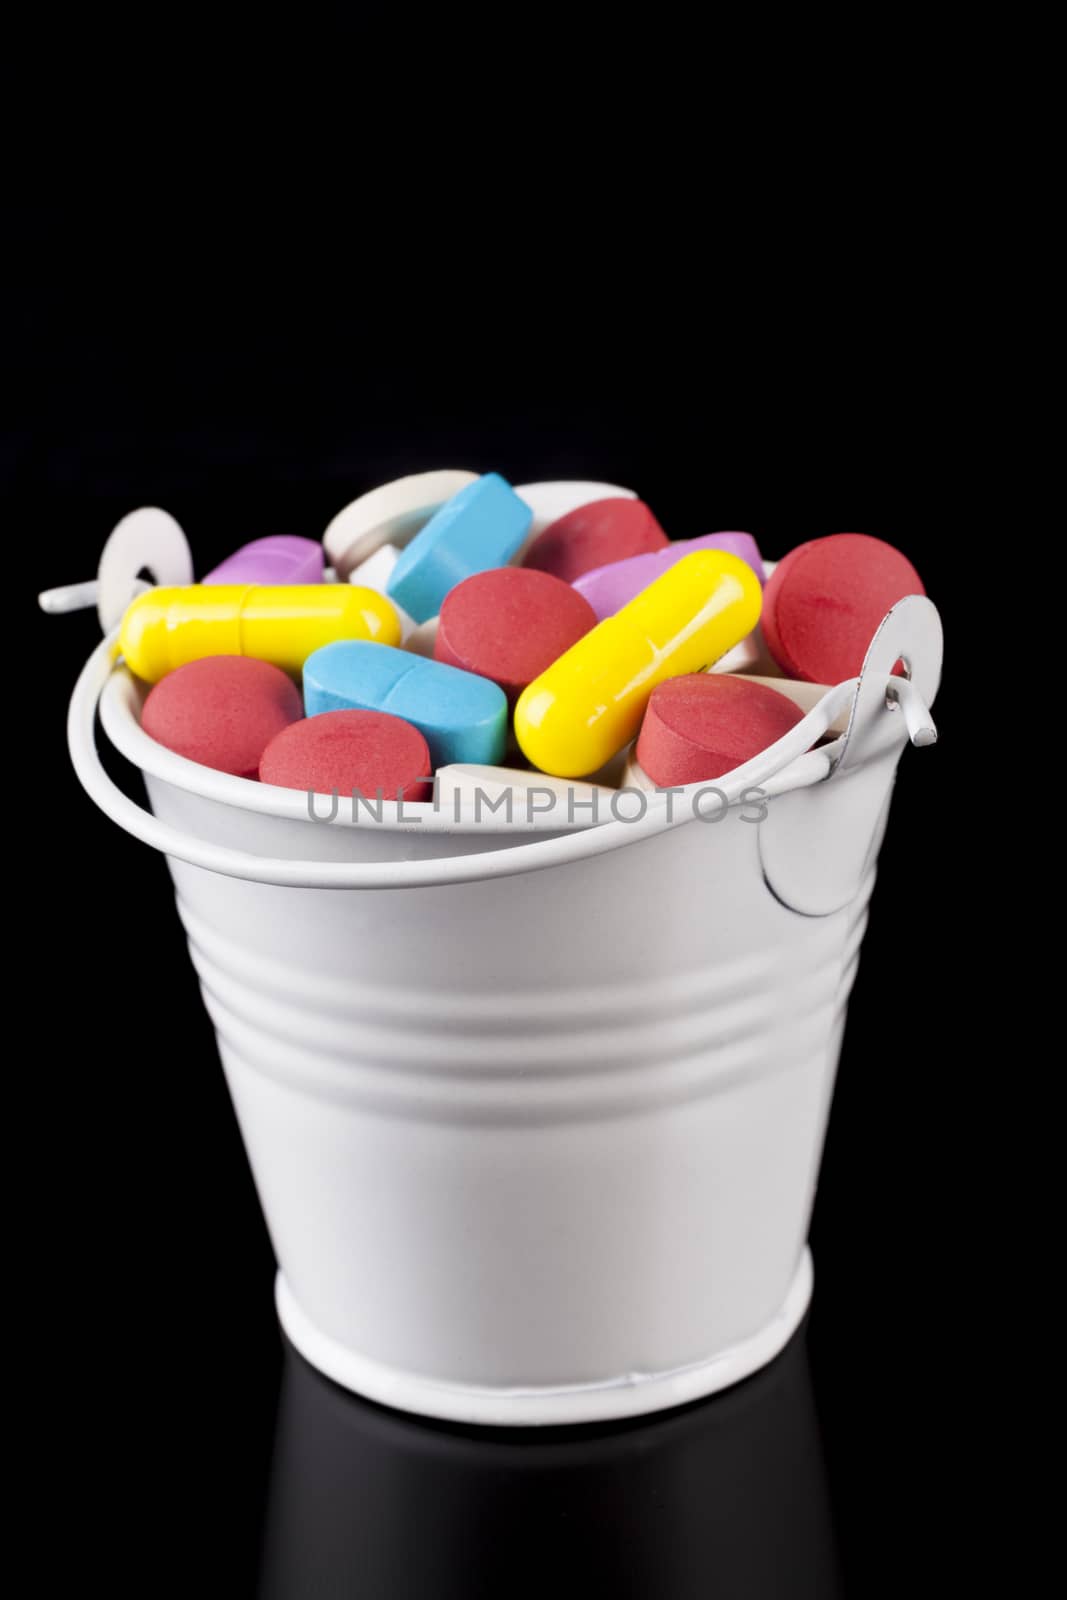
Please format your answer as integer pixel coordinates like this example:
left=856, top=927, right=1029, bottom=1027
left=141, top=656, right=303, bottom=778
left=762, top=533, right=925, bottom=684
left=434, top=567, right=597, bottom=701
left=522, top=498, right=669, bottom=582
left=259, top=710, right=431, bottom=801
left=636, top=675, right=805, bottom=786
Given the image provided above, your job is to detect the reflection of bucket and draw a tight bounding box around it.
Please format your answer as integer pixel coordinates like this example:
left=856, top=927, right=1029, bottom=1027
left=68, top=596, right=942, bottom=1426
left=259, top=1321, right=843, bottom=1598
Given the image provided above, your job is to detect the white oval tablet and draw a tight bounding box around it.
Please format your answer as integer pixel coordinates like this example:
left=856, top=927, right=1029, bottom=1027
left=348, top=543, right=400, bottom=587
left=347, top=544, right=415, bottom=639
left=97, top=507, right=193, bottom=631
left=711, top=623, right=783, bottom=678
left=323, top=469, right=479, bottom=578
left=512, top=480, right=637, bottom=562
left=709, top=635, right=763, bottom=675
left=403, top=615, right=440, bottom=658
left=620, top=754, right=658, bottom=792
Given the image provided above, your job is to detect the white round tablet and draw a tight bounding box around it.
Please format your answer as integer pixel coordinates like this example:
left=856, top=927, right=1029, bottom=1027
left=347, top=544, right=415, bottom=639
left=402, top=614, right=440, bottom=658
left=323, top=469, right=479, bottom=578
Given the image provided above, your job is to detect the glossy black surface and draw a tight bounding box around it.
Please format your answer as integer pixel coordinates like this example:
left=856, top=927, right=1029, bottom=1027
left=261, top=1319, right=841, bottom=1599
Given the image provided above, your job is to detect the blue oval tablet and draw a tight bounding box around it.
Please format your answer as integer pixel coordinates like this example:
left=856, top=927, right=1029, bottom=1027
left=385, top=472, right=532, bottom=624
left=303, top=640, right=508, bottom=768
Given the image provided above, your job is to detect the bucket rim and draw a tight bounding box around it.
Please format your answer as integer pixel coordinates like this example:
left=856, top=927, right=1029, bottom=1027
left=70, top=621, right=924, bottom=889
left=99, top=663, right=847, bottom=838
left=99, top=668, right=597, bottom=836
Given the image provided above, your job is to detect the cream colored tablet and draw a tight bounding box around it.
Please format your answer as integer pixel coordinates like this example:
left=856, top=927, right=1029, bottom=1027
left=709, top=635, right=762, bottom=674
left=711, top=626, right=781, bottom=677
left=620, top=754, right=658, bottom=792
left=403, top=615, right=439, bottom=657
left=707, top=563, right=779, bottom=677
left=323, top=470, right=479, bottom=578
left=347, top=545, right=415, bottom=639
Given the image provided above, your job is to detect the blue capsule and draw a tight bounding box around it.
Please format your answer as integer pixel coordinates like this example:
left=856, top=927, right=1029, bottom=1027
left=303, top=640, right=508, bottom=768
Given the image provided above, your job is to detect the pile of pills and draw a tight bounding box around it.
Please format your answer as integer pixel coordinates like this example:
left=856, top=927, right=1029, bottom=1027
left=117, top=471, right=926, bottom=801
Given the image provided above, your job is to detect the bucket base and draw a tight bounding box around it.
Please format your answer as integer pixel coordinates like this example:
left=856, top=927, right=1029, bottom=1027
left=275, top=1249, right=814, bottom=1427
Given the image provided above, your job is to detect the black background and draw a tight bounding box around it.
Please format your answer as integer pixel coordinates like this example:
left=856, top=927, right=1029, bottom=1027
left=15, top=279, right=979, bottom=1597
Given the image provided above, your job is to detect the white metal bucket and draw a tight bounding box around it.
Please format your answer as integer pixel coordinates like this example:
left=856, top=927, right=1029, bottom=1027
left=68, top=595, right=942, bottom=1426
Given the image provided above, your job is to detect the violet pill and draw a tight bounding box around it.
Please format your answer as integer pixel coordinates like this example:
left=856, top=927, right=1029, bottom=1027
left=202, top=536, right=325, bottom=586
left=573, top=532, right=765, bottom=622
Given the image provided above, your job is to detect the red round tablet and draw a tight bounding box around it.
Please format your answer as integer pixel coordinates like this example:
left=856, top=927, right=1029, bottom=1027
left=434, top=567, right=597, bottom=701
left=762, top=533, right=925, bottom=684
left=141, top=655, right=303, bottom=778
left=522, top=498, right=669, bottom=582
left=259, top=710, right=431, bottom=801
left=636, top=675, right=805, bottom=786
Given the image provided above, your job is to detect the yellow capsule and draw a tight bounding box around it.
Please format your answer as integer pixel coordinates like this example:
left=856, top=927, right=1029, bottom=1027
left=514, top=551, right=762, bottom=778
left=118, top=584, right=401, bottom=683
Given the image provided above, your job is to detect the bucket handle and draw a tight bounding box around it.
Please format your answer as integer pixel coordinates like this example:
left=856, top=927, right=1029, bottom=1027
left=68, top=628, right=892, bottom=889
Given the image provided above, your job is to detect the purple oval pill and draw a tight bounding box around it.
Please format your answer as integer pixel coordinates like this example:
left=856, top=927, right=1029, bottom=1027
left=202, top=535, right=325, bottom=586
left=572, top=532, right=765, bottom=622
